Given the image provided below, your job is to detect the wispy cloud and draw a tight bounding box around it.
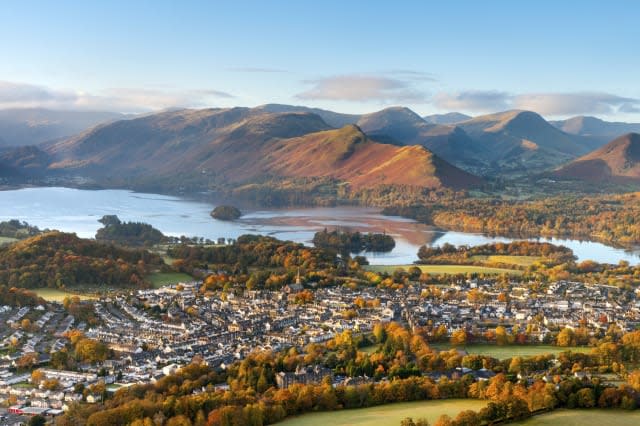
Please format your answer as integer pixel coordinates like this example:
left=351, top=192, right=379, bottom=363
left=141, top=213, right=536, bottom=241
left=227, top=67, right=287, bottom=73
left=434, top=90, right=640, bottom=116
left=385, top=69, right=437, bottom=82
left=433, top=90, right=510, bottom=112
left=0, top=81, right=234, bottom=112
left=296, top=74, right=428, bottom=102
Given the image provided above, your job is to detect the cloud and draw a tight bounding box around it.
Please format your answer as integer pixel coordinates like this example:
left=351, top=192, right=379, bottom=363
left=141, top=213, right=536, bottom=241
left=0, top=81, right=235, bottom=112
left=513, top=93, right=639, bottom=116
left=386, top=69, right=436, bottom=82
left=434, top=90, right=640, bottom=116
left=433, top=90, right=511, bottom=112
left=296, top=74, right=427, bottom=102
left=227, top=67, right=287, bottom=73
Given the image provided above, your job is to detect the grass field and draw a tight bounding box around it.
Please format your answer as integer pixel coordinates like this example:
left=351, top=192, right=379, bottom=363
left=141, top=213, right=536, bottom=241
left=365, top=264, right=520, bottom=276
left=431, top=343, right=592, bottom=359
left=0, top=236, right=17, bottom=245
left=509, top=409, right=640, bottom=425
left=33, top=288, right=97, bottom=302
left=276, top=399, right=487, bottom=426
left=148, top=272, right=193, bottom=288
left=471, top=255, right=543, bottom=267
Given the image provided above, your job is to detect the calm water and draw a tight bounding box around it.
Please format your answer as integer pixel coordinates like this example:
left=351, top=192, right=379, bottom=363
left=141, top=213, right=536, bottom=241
left=0, top=187, right=639, bottom=265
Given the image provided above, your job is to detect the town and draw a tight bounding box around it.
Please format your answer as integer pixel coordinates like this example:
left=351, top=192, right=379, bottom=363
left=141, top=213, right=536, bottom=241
left=2, top=268, right=638, bottom=424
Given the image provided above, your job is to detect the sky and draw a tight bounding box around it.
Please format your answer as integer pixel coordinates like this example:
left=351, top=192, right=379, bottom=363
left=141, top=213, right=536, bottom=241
left=1, top=0, right=639, bottom=120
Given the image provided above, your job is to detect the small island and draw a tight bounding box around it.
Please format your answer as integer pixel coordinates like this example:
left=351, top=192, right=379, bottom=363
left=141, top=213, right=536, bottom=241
left=210, top=205, right=242, bottom=221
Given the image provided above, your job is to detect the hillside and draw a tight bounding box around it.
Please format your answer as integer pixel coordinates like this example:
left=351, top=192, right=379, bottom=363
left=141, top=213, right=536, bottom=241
left=0, top=231, right=163, bottom=289
left=263, top=124, right=482, bottom=189
left=423, top=112, right=471, bottom=125
left=355, top=107, right=484, bottom=171
left=0, top=108, right=126, bottom=147
left=456, top=110, right=597, bottom=174
left=255, top=103, right=360, bottom=128
left=551, top=116, right=640, bottom=143
left=553, top=133, right=640, bottom=183
left=32, top=108, right=482, bottom=193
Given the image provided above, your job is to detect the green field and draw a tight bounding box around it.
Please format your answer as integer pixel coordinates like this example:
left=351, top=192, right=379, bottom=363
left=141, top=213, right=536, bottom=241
left=0, top=236, right=17, bottom=245
left=276, top=399, right=487, bottom=426
left=509, top=409, right=640, bottom=425
left=431, top=343, right=592, bottom=359
left=148, top=272, right=193, bottom=288
left=33, top=288, right=97, bottom=302
left=366, top=264, right=520, bottom=276
left=471, top=255, right=543, bottom=267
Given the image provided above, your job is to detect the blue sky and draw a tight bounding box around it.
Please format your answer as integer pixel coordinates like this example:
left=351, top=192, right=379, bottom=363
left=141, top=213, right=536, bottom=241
left=1, top=0, right=639, bottom=119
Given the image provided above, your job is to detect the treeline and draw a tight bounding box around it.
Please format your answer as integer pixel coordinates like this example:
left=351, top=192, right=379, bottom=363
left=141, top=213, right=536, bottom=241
left=168, top=235, right=338, bottom=277
left=0, top=285, right=45, bottom=306
left=0, top=219, right=42, bottom=239
left=95, top=215, right=165, bottom=247
left=55, top=322, right=640, bottom=426
left=382, top=193, right=640, bottom=247
left=313, top=229, right=395, bottom=253
left=417, top=241, right=575, bottom=265
left=0, top=231, right=163, bottom=289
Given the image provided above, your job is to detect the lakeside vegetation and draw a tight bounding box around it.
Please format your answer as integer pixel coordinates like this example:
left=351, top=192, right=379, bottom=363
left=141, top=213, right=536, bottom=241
left=0, top=231, right=164, bottom=289
left=211, top=205, right=242, bottom=221
left=382, top=192, right=640, bottom=248
left=95, top=215, right=165, bottom=247
left=312, top=229, right=396, bottom=253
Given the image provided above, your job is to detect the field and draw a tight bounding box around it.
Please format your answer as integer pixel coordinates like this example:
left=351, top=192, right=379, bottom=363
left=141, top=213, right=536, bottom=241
left=32, top=288, right=97, bottom=302
left=365, top=264, right=520, bottom=276
left=431, top=343, right=592, bottom=359
left=471, top=255, right=543, bottom=267
left=509, top=409, right=640, bottom=425
left=0, top=236, right=17, bottom=245
left=276, top=399, right=487, bottom=426
left=147, top=272, right=194, bottom=288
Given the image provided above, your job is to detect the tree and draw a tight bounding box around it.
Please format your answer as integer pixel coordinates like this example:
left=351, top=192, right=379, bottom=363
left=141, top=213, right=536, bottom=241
left=400, top=418, right=416, bottom=426
left=556, top=327, right=576, bottom=347
left=576, top=388, right=595, bottom=408
left=450, top=329, right=467, bottom=346
left=28, top=415, right=46, bottom=426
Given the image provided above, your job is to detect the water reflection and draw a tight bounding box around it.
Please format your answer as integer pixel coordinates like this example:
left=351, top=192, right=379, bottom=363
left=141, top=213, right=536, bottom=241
left=0, top=187, right=639, bottom=266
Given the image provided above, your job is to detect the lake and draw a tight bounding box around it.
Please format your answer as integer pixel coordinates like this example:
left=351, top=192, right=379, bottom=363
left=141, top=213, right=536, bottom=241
left=1, top=187, right=639, bottom=265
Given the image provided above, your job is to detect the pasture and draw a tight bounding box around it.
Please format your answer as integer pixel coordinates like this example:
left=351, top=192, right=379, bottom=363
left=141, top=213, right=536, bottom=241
left=276, top=399, right=487, bottom=426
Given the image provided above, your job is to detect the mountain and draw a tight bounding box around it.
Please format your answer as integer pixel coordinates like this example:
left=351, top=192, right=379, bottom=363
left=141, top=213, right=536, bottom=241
left=0, top=108, right=128, bottom=147
left=254, top=103, right=360, bottom=128
left=423, top=112, right=472, bottom=125
left=456, top=110, right=597, bottom=174
left=262, top=124, right=482, bottom=190
left=553, top=133, right=640, bottom=183
left=551, top=116, right=640, bottom=142
left=35, top=107, right=481, bottom=192
left=354, top=107, right=484, bottom=170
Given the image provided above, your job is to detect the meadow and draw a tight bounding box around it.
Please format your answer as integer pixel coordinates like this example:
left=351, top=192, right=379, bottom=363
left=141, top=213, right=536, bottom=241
left=471, top=255, right=543, bottom=267
left=32, top=288, right=97, bottom=302
left=365, top=264, right=520, bottom=275
left=276, top=399, right=487, bottom=426
left=147, top=272, right=194, bottom=288
left=509, top=409, right=640, bottom=425
left=430, top=343, right=593, bottom=359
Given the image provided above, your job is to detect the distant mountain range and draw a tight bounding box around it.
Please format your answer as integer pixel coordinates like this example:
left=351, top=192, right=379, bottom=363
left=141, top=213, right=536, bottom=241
left=553, top=133, right=640, bottom=183
left=1, top=103, right=640, bottom=194
left=0, top=108, right=128, bottom=147
left=22, top=107, right=480, bottom=192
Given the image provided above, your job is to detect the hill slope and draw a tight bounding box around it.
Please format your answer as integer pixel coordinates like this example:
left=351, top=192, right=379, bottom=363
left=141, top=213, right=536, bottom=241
left=553, top=133, right=640, bottom=183
left=456, top=110, right=596, bottom=174
left=34, top=108, right=482, bottom=192
left=0, top=108, right=127, bottom=147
